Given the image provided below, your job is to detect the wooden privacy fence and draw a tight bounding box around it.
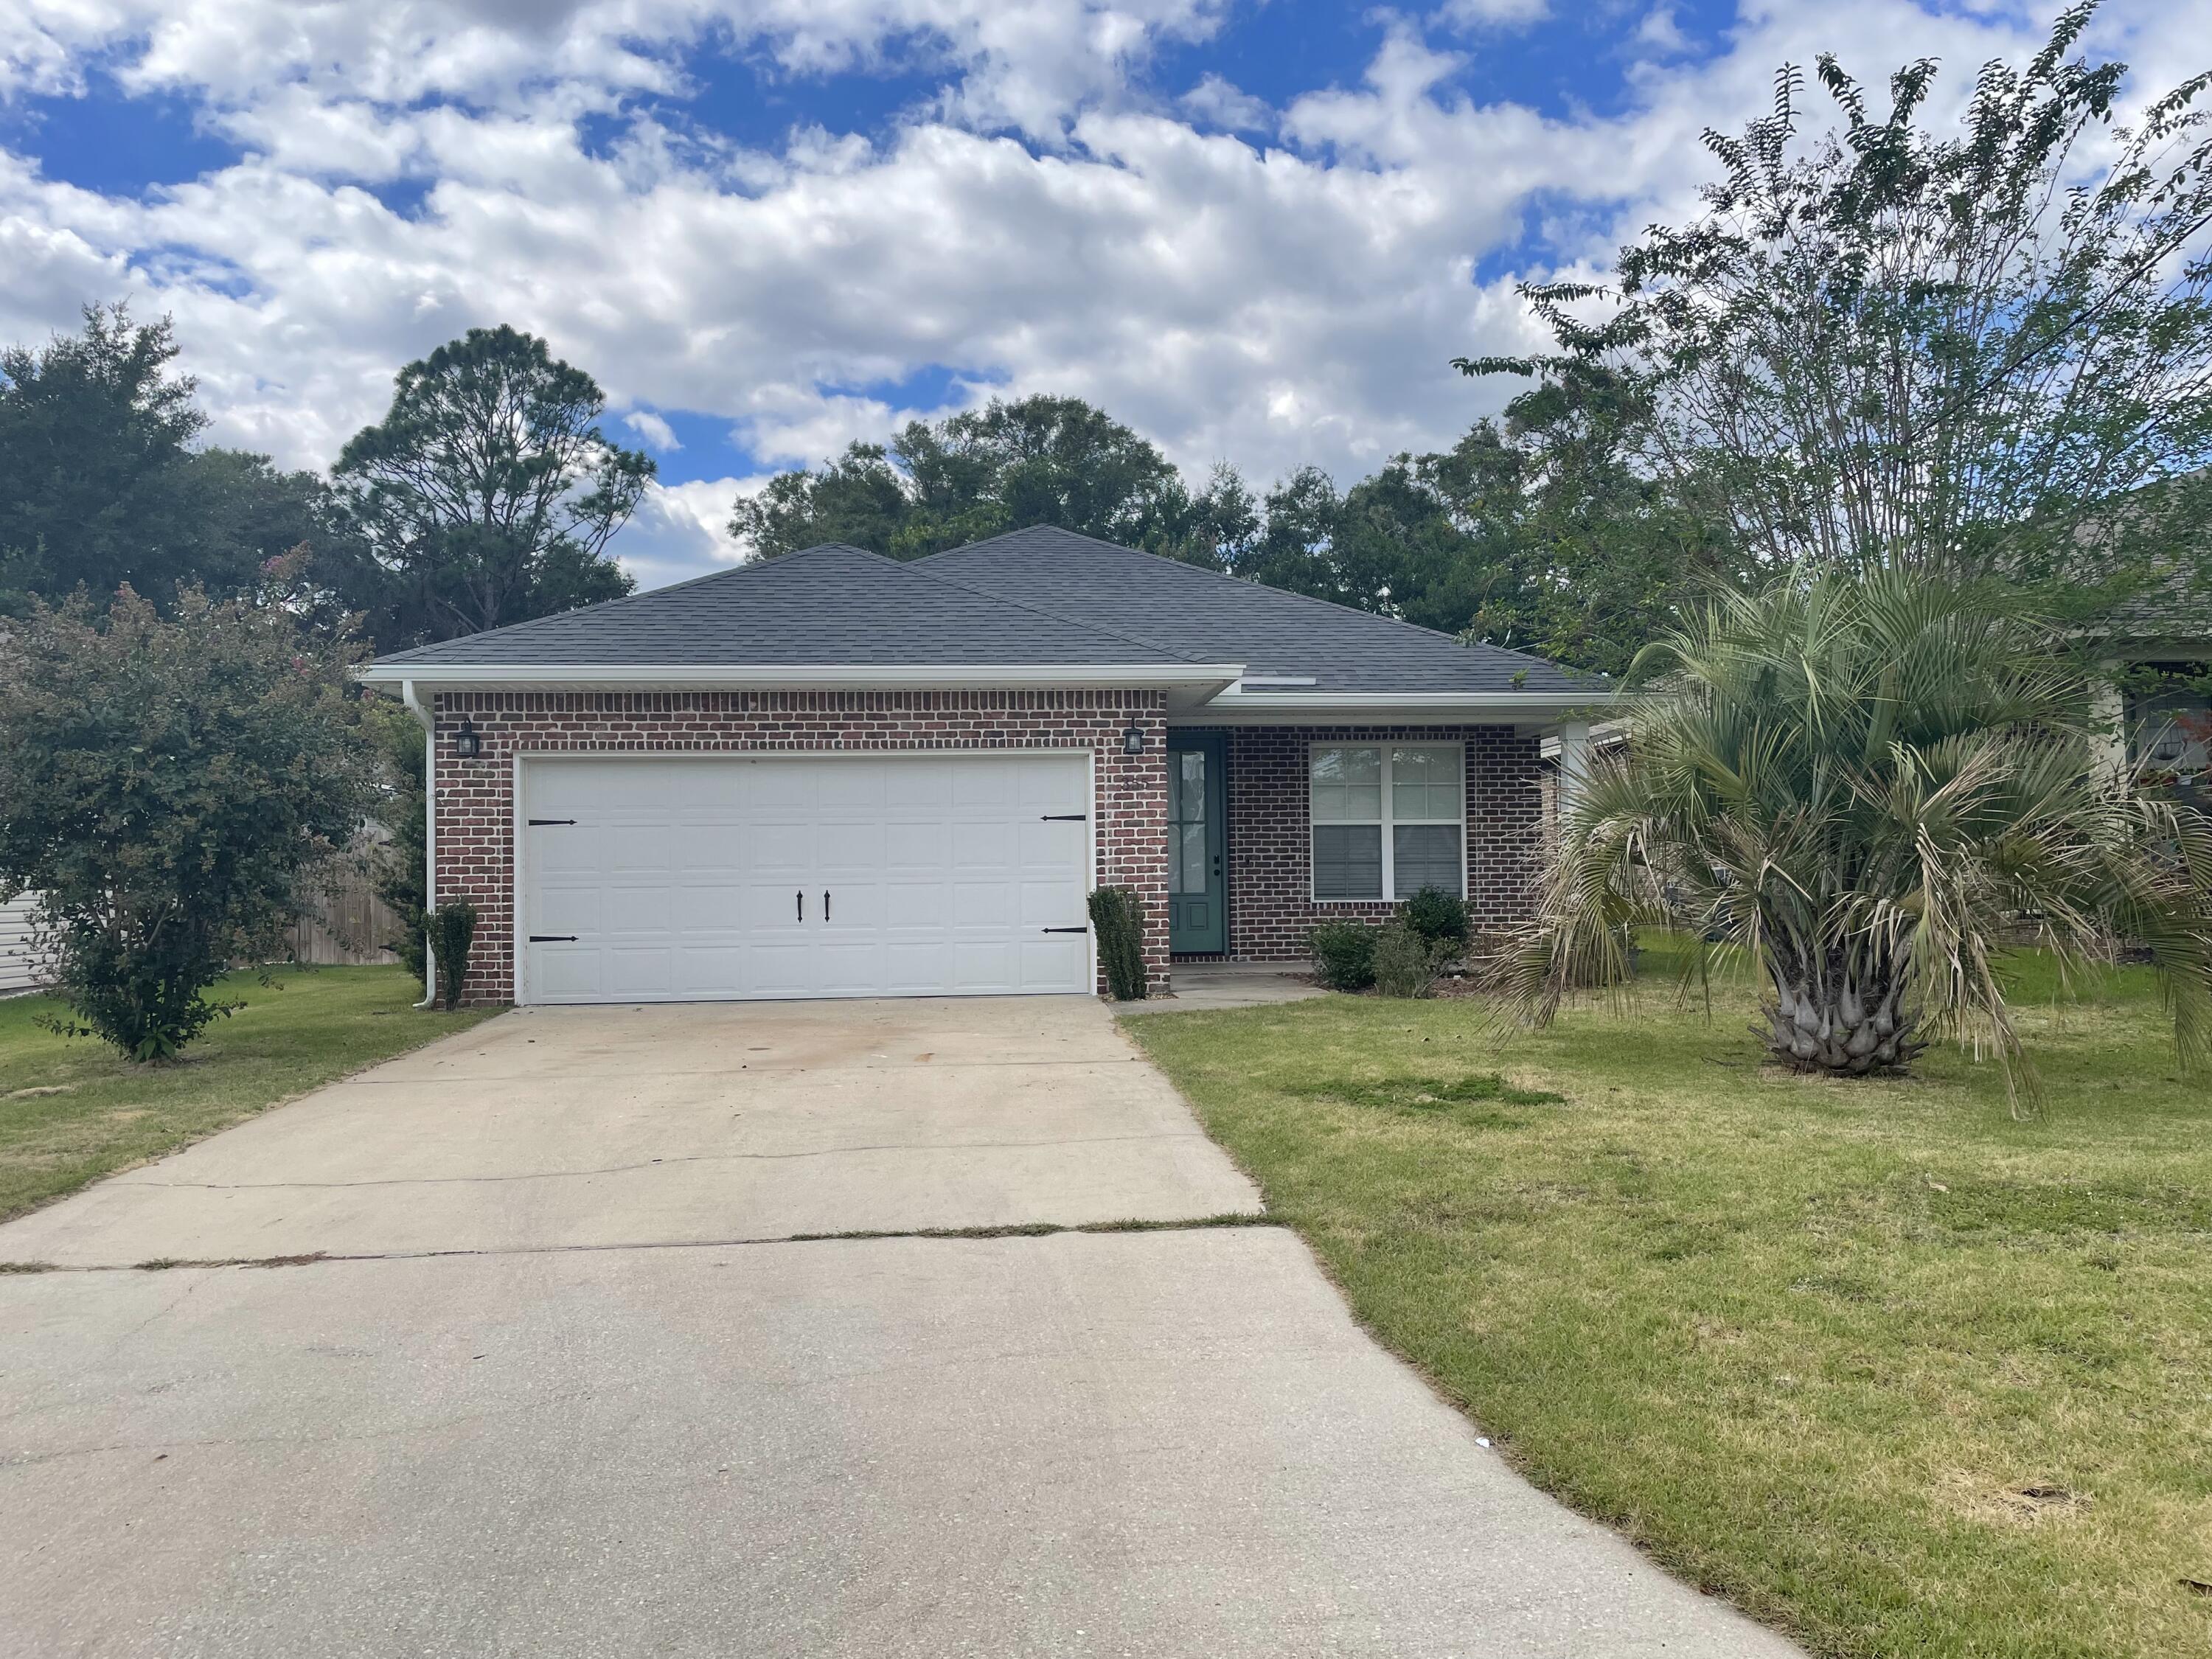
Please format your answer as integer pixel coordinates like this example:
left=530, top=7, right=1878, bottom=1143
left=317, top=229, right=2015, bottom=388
left=283, top=867, right=403, bottom=967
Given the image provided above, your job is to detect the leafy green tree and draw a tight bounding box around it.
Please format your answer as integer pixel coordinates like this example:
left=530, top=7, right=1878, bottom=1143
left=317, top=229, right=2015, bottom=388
left=330, top=325, right=653, bottom=648
left=731, top=394, right=1253, bottom=565
left=1495, top=570, right=2212, bottom=1102
left=0, top=586, right=379, bottom=1060
left=0, top=305, right=347, bottom=614
left=362, top=698, right=429, bottom=979
left=1459, top=4, right=2212, bottom=615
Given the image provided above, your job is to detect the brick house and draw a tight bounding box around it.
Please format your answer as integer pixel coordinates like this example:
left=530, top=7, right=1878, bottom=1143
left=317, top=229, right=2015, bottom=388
left=359, top=526, right=1601, bottom=1006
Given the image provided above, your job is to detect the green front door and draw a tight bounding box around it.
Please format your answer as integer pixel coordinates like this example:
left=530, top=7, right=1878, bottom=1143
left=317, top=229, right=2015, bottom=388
left=1166, top=734, right=1226, bottom=953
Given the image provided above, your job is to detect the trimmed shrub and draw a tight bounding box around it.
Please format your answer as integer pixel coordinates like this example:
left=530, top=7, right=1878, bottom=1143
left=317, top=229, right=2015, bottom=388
left=1088, top=886, right=1148, bottom=1001
left=1310, top=921, right=1378, bottom=991
left=1402, top=886, right=1470, bottom=952
left=428, top=900, right=479, bottom=1012
left=1372, top=921, right=1442, bottom=998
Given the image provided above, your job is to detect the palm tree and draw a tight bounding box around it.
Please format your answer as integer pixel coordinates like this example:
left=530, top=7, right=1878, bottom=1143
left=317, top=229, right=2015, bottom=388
left=1497, top=570, right=2212, bottom=1105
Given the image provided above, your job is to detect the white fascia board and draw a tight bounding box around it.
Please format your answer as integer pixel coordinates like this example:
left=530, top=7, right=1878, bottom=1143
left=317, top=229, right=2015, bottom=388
left=358, top=661, right=1245, bottom=699
left=1180, top=689, right=1615, bottom=727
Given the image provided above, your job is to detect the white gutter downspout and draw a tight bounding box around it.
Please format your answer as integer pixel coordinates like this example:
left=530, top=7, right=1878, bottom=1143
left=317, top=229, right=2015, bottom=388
left=400, top=680, right=437, bottom=1009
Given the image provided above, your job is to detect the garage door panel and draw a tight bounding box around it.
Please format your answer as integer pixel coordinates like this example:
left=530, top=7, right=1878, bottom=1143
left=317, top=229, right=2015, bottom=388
left=813, top=820, right=884, bottom=871
left=1022, top=935, right=1088, bottom=987
left=532, top=886, right=602, bottom=936
left=607, top=947, right=674, bottom=996
left=601, top=885, right=676, bottom=936
left=674, top=946, right=748, bottom=995
left=884, top=822, right=952, bottom=871
left=533, top=825, right=600, bottom=874
left=950, top=939, right=1019, bottom=991
left=953, top=821, right=1016, bottom=872
left=883, top=880, right=951, bottom=928
left=605, top=827, right=675, bottom=876
left=532, top=947, right=602, bottom=998
left=681, top=883, right=747, bottom=931
left=522, top=754, right=1091, bottom=1004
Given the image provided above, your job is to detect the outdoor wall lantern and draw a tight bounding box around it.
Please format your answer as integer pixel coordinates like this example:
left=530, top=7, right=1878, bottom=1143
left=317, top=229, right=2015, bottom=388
left=453, top=717, right=482, bottom=759
left=1122, top=723, right=1148, bottom=755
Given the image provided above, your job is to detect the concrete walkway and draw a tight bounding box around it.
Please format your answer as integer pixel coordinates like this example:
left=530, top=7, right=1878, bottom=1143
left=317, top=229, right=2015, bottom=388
left=1120, top=959, right=1327, bottom=1014
left=0, top=998, right=1800, bottom=1658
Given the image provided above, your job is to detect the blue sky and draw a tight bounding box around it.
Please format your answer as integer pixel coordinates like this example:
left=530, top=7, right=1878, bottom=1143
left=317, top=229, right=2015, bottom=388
left=1, top=0, right=2200, bottom=587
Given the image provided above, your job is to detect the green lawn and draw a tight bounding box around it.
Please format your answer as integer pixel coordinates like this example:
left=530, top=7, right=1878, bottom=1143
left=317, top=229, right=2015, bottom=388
left=0, top=965, right=498, bottom=1224
left=1126, top=948, right=2212, bottom=1659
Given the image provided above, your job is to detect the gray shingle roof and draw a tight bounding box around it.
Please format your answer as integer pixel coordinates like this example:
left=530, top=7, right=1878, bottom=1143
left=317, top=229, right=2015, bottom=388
left=917, top=526, right=1587, bottom=694
left=372, top=543, right=1202, bottom=668
left=371, top=526, right=1590, bottom=696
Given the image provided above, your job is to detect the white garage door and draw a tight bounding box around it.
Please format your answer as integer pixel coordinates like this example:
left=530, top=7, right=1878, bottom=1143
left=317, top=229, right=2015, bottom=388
left=519, top=754, right=1093, bottom=1004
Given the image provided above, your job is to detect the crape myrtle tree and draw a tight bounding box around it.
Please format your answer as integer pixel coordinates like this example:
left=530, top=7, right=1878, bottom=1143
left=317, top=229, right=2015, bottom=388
left=1470, top=5, right=2212, bottom=1085
left=329, top=325, right=653, bottom=649
left=0, top=587, right=379, bottom=1060
left=1459, top=3, right=2212, bottom=608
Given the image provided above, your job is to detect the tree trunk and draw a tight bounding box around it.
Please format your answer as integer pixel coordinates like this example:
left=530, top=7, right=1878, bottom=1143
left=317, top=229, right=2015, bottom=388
left=1763, top=947, right=1927, bottom=1077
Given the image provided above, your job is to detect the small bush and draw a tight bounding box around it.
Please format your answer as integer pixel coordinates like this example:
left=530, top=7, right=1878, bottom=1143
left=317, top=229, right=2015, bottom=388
left=1373, top=921, right=1444, bottom=998
left=1402, top=886, right=1470, bottom=952
left=1310, top=921, right=1378, bottom=991
left=1088, top=886, right=1148, bottom=1001
left=428, top=900, right=479, bottom=1011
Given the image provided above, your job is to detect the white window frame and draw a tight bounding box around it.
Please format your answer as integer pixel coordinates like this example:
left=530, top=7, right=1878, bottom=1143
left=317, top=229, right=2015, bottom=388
left=1307, top=740, right=1467, bottom=903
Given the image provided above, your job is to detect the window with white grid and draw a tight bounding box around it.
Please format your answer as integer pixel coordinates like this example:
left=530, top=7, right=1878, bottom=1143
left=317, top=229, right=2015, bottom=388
left=1309, top=742, right=1464, bottom=901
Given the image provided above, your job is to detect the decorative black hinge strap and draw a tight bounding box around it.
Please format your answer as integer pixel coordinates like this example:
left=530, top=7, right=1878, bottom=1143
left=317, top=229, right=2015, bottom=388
left=1041, top=926, right=1089, bottom=934
left=1040, top=813, right=1088, bottom=821
left=528, top=935, right=578, bottom=942
left=528, top=818, right=577, bottom=826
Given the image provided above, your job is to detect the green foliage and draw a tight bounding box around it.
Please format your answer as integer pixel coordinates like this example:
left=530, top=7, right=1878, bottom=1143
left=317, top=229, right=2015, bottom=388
left=1087, top=886, right=1148, bottom=1001
left=428, top=900, right=479, bottom=1012
left=1462, top=5, right=2212, bottom=619
left=731, top=394, right=1256, bottom=568
left=0, top=305, right=353, bottom=617
left=1371, top=921, right=1443, bottom=998
left=1494, top=568, right=2212, bottom=1103
left=1309, top=921, right=1378, bottom=991
left=361, top=700, right=428, bottom=978
left=0, top=586, right=378, bottom=1060
left=1401, top=885, right=1470, bottom=950
left=329, top=324, right=653, bottom=650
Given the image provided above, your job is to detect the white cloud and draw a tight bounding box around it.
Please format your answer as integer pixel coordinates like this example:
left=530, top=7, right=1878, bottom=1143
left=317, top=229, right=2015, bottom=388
left=2, top=0, right=2203, bottom=588
left=623, top=408, right=683, bottom=451
left=616, top=476, right=749, bottom=586
left=1433, top=0, right=1548, bottom=31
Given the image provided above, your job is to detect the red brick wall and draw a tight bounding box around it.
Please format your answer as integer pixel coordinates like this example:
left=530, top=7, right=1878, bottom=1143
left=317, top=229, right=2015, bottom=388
left=428, top=689, right=1169, bottom=1005
left=1203, top=725, right=1540, bottom=961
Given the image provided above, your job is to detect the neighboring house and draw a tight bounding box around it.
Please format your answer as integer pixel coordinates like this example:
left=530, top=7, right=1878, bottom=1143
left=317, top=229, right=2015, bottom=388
left=358, top=526, right=1601, bottom=1006
left=0, top=893, right=44, bottom=995
left=2098, top=558, right=2211, bottom=815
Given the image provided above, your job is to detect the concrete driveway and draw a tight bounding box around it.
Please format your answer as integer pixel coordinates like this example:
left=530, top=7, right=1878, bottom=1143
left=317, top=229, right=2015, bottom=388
left=0, top=997, right=1800, bottom=1658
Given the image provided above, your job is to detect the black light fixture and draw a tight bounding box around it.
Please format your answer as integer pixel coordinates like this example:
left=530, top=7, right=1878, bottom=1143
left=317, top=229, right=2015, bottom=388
left=454, top=717, right=481, bottom=759
left=1122, top=723, right=1147, bottom=755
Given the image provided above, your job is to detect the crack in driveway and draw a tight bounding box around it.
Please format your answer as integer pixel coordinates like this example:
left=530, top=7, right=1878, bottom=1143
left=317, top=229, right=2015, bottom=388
left=0, top=1213, right=1282, bottom=1277
left=102, top=1130, right=1213, bottom=1191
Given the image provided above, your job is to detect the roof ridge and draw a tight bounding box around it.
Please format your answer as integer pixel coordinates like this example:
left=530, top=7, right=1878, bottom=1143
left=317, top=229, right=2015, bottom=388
left=921, top=524, right=1575, bottom=675
left=375, top=542, right=888, bottom=664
